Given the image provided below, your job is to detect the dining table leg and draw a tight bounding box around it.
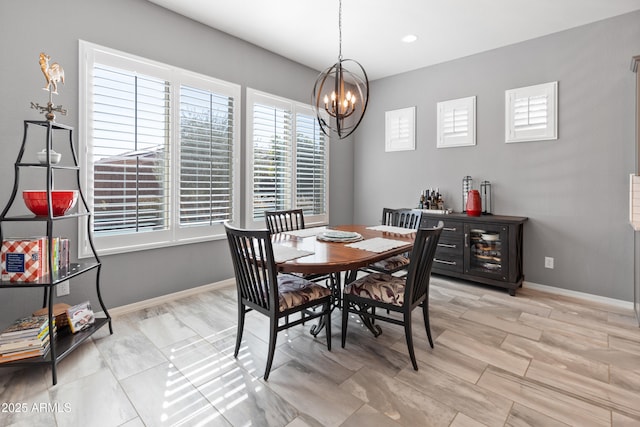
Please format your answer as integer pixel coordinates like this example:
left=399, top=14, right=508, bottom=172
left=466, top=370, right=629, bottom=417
left=310, top=269, right=383, bottom=338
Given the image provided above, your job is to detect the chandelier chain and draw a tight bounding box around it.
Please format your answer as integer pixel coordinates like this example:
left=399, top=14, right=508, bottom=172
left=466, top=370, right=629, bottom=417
left=338, top=0, right=342, bottom=60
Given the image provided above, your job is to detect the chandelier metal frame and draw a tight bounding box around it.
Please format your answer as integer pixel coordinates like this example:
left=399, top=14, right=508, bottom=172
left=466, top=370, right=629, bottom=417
left=312, top=0, right=369, bottom=139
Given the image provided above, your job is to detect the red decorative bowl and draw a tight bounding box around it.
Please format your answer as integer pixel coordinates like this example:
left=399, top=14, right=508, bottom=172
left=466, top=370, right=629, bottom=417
left=23, top=190, right=78, bottom=216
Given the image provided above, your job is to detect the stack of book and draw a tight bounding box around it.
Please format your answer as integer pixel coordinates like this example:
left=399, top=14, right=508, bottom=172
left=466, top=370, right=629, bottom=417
left=1, top=236, right=70, bottom=282
left=0, top=315, right=54, bottom=363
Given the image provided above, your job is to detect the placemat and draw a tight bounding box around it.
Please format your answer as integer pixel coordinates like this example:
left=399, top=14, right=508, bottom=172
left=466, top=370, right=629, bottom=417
left=366, top=225, right=416, bottom=235
left=344, top=237, right=409, bottom=253
left=272, top=244, right=314, bottom=263
left=284, top=226, right=327, bottom=238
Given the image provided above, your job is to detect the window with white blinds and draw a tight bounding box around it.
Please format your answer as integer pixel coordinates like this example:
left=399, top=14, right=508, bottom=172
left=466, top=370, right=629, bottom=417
left=79, top=41, right=240, bottom=256
left=437, top=96, right=476, bottom=148
left=91, top=64, right=171, bottom=235
left=179, top=86, right=235, bottom=227
left=505, top=81, right=558, bottom=143
left=296, top=113, right=327, bottom=215
left=252, top=102, right=292, bottom=217
left=245, top=89, right=329, bottom=228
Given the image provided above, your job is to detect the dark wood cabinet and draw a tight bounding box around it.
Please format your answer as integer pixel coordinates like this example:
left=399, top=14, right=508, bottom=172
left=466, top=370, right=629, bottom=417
left=420, top=212, right=527, bottom=295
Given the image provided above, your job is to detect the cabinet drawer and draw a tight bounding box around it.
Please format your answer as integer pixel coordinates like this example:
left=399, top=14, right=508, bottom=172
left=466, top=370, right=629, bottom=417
left=422, top=219, right=463, bottom=237
left=432, top=249, right=463, bottom=273
left=424, top=220, right=463, bottom=247
left=437, top=232, right=463, bottom=247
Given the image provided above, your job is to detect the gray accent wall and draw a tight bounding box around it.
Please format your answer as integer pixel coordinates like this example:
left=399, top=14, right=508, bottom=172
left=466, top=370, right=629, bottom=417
left=353, top=10, right=640, bottom=301
left=0, top=0, right=353, bottom=325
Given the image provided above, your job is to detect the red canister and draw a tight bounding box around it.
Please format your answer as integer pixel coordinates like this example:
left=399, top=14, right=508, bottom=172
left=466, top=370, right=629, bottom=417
left=466, top=190, right=481, bottom=216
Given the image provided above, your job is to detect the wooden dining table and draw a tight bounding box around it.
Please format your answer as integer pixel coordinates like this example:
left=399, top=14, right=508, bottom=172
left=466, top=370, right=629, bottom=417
left=272, top=224, right=417, bottom=337
left=273, top=224, right=416, bottom=275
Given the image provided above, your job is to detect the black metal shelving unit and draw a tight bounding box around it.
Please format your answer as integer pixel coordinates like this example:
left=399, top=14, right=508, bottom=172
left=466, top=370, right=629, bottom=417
left=0, top=120, right=112, bottom=385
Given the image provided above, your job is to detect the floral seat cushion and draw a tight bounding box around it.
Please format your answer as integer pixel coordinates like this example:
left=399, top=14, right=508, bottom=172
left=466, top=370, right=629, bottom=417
left=277, top=274, right=331, bottom=312
left=344, top=273, right=406, bottom=306
left=370, top=255, right=409, bottom=272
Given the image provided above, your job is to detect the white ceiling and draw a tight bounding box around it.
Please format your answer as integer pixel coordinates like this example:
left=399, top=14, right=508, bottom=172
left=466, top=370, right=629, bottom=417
left=147, top=0, right=640, bottom=81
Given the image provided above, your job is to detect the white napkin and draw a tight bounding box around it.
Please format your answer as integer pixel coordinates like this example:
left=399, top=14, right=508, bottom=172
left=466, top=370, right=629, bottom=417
left=345, top=237, right=409, bottom=253
left=272, top=244, right=314, bottom=263
left=366, top=225, right=416, bottom=235
left=283, top=226, right=327, bottom=238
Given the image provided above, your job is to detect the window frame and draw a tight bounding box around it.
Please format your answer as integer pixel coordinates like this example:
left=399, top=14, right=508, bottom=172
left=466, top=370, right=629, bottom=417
left=436, top=96, right=476, bottom=148
left=78, top=40, right=241, bottom=257
left=505, top=81, right=558, bottom=143
left=244, top=88, right=330, bottom=229
left=385, top=106, right=416, bottom=152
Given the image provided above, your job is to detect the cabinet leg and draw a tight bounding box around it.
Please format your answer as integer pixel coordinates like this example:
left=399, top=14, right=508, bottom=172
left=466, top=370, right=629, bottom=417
left=508, top=288, right=516, bottom=296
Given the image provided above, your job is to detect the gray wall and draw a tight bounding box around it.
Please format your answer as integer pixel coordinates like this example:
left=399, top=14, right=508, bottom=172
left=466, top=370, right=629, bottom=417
left=353, top=10, right=640, bottom=301
left=0, top=0, right=354, bottom=325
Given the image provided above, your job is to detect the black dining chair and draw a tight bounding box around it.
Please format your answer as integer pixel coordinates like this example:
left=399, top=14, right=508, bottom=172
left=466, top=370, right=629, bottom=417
left=366, top=208, right=423, bottom=274
left=265, top=209, right=305, bottom=234
left=225, top=223, right=332, bottom=380
left=264, top=208, right=339, bottom=304
left=342, top=222, right=443, bottom=370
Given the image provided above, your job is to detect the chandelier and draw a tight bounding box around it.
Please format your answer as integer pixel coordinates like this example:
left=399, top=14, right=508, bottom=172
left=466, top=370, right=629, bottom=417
left=312, top=0, right=369, bottom=139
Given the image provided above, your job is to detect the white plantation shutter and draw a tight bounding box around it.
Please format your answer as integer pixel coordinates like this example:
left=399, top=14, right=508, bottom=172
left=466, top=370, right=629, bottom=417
left=443, top=108, right=469, bottom=137
left=179, top=86, right=235, bottom=226
left=246, top=90, right=329, bottom=228
left=513, top=95, right=548, bottom=131
left=252, top=103, right=292, bottom=219
left=506, top=82, right=557, bottom=143
left=79, top=41, right=240, bottom=256
left=296, top=112, right=327, bottom=216
left=91, top=64, right=170, bottom=234
left=384, top=107, right=416, bottom=152
left=437, top=96, right=476, bottom=148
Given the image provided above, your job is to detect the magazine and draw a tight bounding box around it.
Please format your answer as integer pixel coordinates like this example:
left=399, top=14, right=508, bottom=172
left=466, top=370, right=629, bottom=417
left=0, top=315, right=49, bottom=338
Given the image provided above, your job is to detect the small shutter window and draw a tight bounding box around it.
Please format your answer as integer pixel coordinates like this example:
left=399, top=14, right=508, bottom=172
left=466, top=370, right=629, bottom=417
left=91, top=64, right=170, bottom=235
left=437, top=96, right=476, bottom=148
left=252, top=103, right=292, bottom=220
left=179, top=86, right=234, bottom=226
left=296, top=112, right=327, bottom=216
left=506, top=81, right=558, bottom=143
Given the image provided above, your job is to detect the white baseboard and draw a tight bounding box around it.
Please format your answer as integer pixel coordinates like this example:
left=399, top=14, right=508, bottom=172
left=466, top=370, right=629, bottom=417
left=104, top=278, right=235, bottom=317
left=523, top=281, right=634, bottom=310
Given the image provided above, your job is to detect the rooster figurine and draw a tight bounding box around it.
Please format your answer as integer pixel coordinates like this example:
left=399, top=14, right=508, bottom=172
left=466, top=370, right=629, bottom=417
left=39, top=52, right=65, bottom=94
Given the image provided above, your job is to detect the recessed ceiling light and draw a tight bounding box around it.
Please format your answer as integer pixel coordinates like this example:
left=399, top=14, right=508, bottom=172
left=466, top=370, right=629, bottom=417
left=401, top=34, right=418, bottom=43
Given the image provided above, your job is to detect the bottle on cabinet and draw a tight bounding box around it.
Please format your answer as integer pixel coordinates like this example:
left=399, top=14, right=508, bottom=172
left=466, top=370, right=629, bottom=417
left=462, top=176, right=473, bottom=213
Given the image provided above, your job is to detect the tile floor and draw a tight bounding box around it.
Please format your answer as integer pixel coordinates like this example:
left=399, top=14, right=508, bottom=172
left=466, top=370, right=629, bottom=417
left=1, top=277, right=639, bottom=427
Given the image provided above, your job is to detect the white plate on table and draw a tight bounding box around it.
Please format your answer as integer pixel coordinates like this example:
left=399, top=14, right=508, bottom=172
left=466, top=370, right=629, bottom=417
left=316, top=230, right=363, bottom=243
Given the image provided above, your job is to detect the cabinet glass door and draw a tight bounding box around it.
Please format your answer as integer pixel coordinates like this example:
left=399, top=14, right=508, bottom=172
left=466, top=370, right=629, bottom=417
left=465, top=224, right=509, bottom=281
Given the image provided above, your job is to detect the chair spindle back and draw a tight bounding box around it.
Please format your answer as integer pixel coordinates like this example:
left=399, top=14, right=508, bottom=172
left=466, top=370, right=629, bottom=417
left=404, top=222, right=443, bottom=306
left=225, top=224, right=277, bottom=313
left=265, top=209, right=305, bottom=234
left=381, top=208, right=422, bottom=229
